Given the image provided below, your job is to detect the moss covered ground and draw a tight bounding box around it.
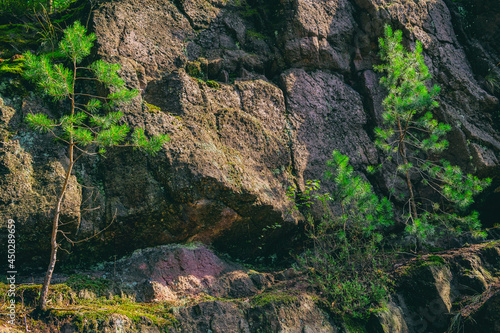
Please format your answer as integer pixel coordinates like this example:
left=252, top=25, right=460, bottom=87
left=0, top=277, right=178, bottom=332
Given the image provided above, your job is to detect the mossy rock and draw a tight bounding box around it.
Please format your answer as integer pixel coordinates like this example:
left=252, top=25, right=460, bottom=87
left=1, top=283, right=74, bottom=308
left=246, top=29, right=267, bottom=40
left=250, top=290, right=300, bottom=307
left=206, top=80, right=220, bottom=89
left=186, top=61, right=203, bottom=78
left=3, top=279, right=177, bottom=332
left=342, top=316, right=369, bottom=333
left=65, top=274, right=112, bottom=296
left=48, top=296, right=177, bottom=332
left=144, top=101, right=161, bottom=113
left=398, top=255, right=447, bottom=277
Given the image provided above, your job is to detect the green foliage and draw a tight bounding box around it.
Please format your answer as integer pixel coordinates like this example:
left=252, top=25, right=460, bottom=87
left=65, top=274, right=111, bottom=295
left=24, top=52, right=73, bottom=99
left=325, top=151, right=393, bottom=231
left=289, top=150, right=393, bottom=318
left=186, top=61, right=203, bottom=78
left=286, top=179, right=321, bottom=210
left=0, top=0, right=75, bottom=15
left=23, top=21, right=170, bottom=154
left=485, top=70, right=500, bottom=93
left=59, top=21, right=95, bottom=62
left=374, top=25, right=491, bottom=246
left=90, top=60, right=124, bottom=87
left=144, top=101, right=161, bottom=113
left=206, top=80, right=220, bottom=89
left=132, top=128, right=170, bottom=156
left=374, top=26, right=445, bottom=157
left=0, top=56, right=25, bottom=75
left=23, top=21, right=170, bottom=311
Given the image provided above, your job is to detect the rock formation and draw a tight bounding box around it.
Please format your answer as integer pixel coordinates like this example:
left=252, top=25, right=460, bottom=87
left=0, top=0, right=499, bottom=312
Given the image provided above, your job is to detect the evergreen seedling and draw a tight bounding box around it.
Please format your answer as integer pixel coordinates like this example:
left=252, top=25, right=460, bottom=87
left=23, top=21, right=170, bottom=311
left=374, top=25, right=490, bottom=248
left=288, top=150, right=393, bottom=317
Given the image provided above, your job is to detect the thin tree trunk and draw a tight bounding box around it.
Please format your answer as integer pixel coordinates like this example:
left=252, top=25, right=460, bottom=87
left=39, top=58, right=78, bottom=311
left=38, top=144, right=74, bottom=311
left=397, top=117, right=421, bottom=251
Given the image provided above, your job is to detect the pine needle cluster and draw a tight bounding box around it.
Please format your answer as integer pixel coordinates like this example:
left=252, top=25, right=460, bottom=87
left=24, top=21, right=169, bottom=155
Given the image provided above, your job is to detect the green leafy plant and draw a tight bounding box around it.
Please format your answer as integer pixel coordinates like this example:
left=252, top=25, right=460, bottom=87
left=288, top=150, right=393, bottom=318
left=286, top=179, right=322, bottom=210
left=374, top=25, right=491, bottom=248
left=23, top=21, right=170, bottom=311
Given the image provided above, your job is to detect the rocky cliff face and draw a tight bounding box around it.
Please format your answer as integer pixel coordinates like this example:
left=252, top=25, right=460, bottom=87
left=1, top=0, right=499, bottom=266
left=4, top=241, right=499, bottom=332
left=96, top=241, right=500, bottom=333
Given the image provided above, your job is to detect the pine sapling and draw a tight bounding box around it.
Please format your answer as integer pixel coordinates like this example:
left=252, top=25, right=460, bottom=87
left=23, top=21, right=170, bottom=311
left=374, top=25, right=491, bottom=248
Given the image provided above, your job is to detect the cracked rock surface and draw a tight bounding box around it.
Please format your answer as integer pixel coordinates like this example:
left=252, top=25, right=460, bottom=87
left=1, top=0, right=499, bottom=266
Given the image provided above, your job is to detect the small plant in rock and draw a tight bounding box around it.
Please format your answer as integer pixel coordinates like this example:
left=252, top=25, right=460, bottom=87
left=373, top=25, right=491, bottom=249
left=23, top=21, right=170, bottom=311
left=485, top=69, right=500, bottom=93
left=288, top=150, right=393, bottom=318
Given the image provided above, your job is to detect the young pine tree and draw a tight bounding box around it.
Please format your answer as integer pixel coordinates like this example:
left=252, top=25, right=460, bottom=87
left=374, top=25, right=490, bottom=248
left=289, top=150, right=393, bottom=317
left=23, top=21, right=170, bottom=311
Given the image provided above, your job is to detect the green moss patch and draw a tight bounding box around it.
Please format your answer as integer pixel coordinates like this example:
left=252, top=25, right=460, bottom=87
left=250, top=290, right=300, bottom=307
left=399, top=255, right=447, bottom=277
left=246, top=29, right=267, bottom=40
left=427, top=255, right=446, bottom=265
left=48, top=297, right=177, bottom=332
left=343, top=316, right=369, bottom=333
left=1, top=280, right=177, bottom=332
left=144, top=101, right=162, bottom=113
left=206, top=80, right=220, bottom=89
left=186, top=61, right=203, bottom=78
left=0, top=56, right=25, bottom=75
left=65, top=274, right=111, bottom=295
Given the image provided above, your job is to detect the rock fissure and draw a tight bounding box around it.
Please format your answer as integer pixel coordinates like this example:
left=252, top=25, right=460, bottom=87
left=171, top=0, right=196, bottom=30
left=279, top=82, right=303, bottom=212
